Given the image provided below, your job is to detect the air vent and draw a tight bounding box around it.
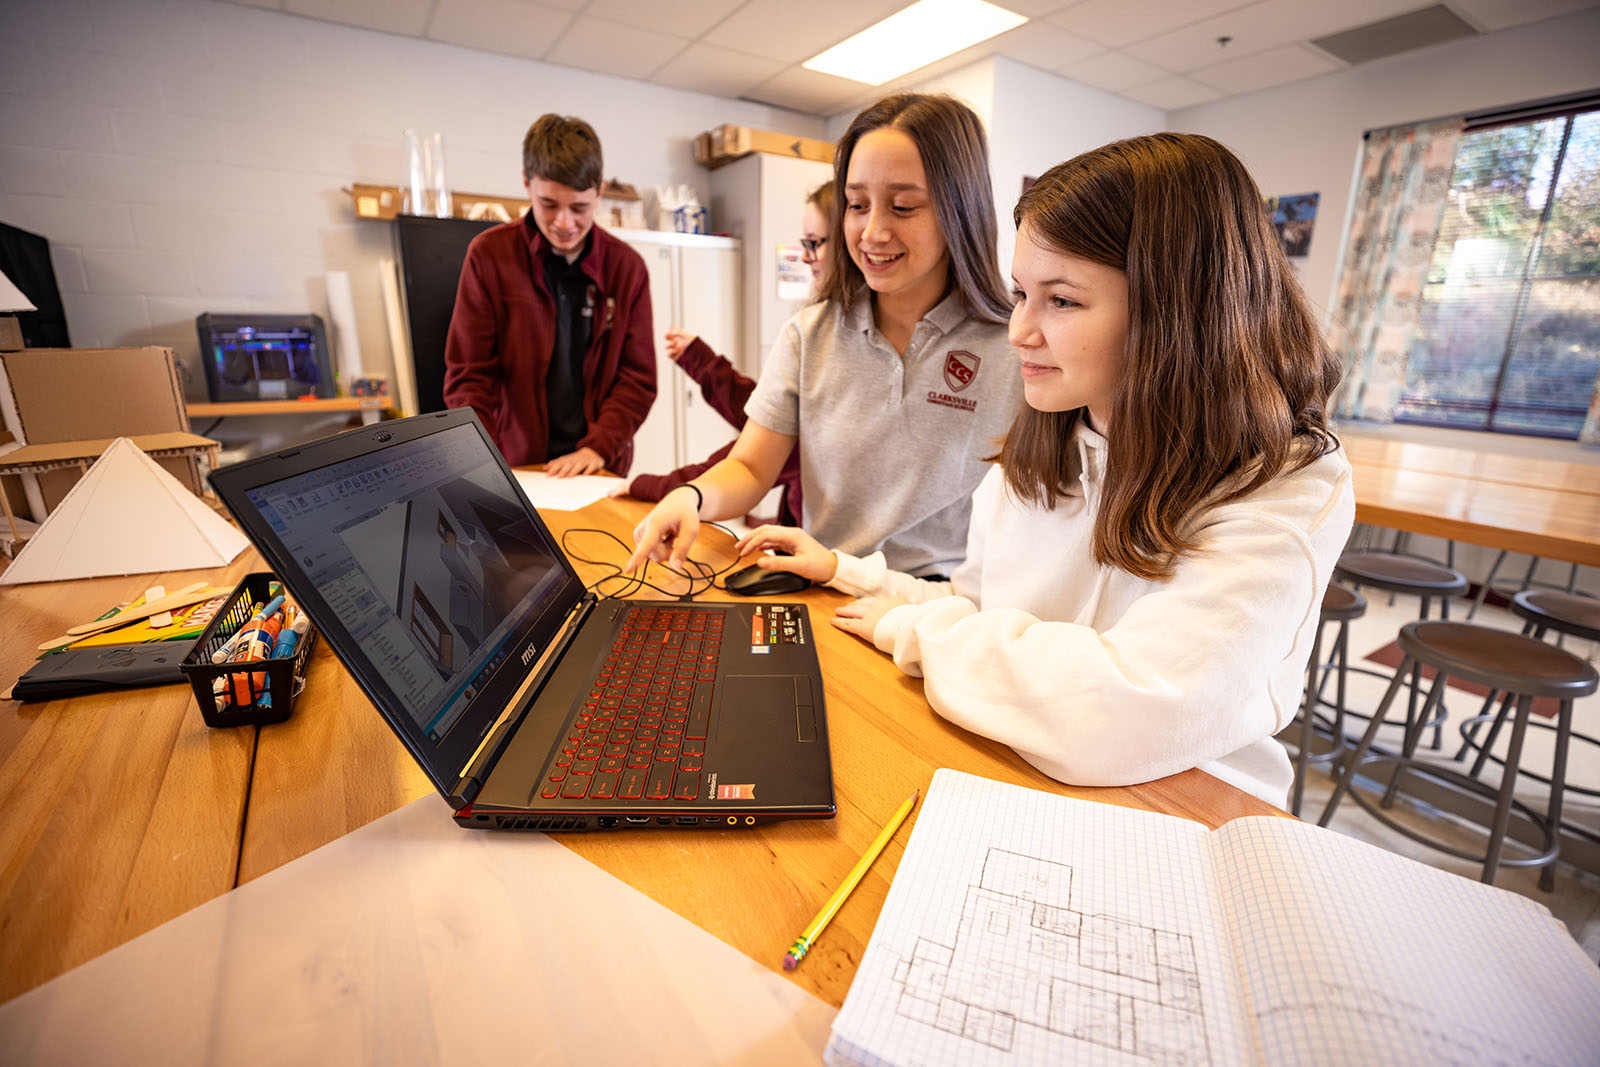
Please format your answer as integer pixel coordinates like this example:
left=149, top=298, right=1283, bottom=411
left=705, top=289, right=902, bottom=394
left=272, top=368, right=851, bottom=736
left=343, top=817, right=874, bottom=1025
left=1311, top=4, right=1478, bottom=66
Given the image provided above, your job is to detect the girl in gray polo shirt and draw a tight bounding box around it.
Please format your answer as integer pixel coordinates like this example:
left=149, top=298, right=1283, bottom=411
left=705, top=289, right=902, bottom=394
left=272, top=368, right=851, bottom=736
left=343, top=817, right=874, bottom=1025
left=626, top=93, right=1020, bottom=579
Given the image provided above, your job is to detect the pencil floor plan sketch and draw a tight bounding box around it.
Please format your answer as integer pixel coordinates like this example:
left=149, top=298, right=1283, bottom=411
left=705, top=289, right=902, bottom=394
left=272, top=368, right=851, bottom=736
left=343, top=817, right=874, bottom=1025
left=886, top=847, right=1208, bottom=1065
left=826, top=770, right=1600, bottom=1067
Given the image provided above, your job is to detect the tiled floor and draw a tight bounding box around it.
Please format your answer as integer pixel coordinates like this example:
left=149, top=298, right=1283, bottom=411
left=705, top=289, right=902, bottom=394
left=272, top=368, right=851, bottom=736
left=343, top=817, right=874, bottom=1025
left=1283, top=587, right=1600, bottom=965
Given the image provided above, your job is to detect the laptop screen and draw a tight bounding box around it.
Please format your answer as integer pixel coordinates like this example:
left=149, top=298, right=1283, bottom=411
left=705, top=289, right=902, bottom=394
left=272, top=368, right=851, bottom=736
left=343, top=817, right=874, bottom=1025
left=238, top=420, right=575, bottom=743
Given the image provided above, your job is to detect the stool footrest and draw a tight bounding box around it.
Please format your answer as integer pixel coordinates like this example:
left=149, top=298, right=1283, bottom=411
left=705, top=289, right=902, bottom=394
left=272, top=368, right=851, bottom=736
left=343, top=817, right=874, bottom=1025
left=1345, top=755, right=1559, bottom=870
left=1456, top=716, right=1600, bottom=800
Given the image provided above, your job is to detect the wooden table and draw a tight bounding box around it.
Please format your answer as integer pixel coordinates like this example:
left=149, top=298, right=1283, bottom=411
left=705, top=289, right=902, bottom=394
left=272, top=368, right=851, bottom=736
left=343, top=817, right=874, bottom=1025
left=1344, top=433, right=1600, bottom=566
left=0, top=555, right=261, bottom=1002
left=0, top=498, right=1279, bottom=1011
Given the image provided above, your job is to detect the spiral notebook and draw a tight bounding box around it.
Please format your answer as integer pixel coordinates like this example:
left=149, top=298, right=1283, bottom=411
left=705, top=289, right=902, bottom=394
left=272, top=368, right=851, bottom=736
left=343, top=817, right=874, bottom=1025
left=826, top=769, right=1600, bottom=1066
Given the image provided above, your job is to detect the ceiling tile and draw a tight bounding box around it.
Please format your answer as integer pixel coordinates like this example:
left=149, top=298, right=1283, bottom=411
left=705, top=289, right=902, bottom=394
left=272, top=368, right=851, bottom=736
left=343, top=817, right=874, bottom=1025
left=741, top=65, right=865, bottom=115
left=1055, top=49, right=1169, bottom=91
left=987, top=21, right=1105, bottom=70
left=1044, top=0, right=1248, bottom=48
left=650, top=42, right=786, bottom=98
left=544, top=15, right=692, bottom=81
left=1119, top=74, right=1223, bottom=109
left=701, top=0, right=908, bottom=64
left=427, top=0, right=574, bottom=62
left=1121, top=0, right=1432, bottom=73
left=991, top=0, right=1077, bottom=15
left=284, top=0, right=433, bottom=36
left=1190, top=42, right=1340, bottom=95
left=1448, top=0, right=1600, bottom=32
left=584, top=0, right=747, bottom=37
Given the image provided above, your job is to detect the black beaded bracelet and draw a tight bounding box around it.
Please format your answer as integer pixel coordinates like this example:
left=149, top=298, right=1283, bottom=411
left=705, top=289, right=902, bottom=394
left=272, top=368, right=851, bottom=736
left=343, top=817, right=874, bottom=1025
left=673, top=483, right=704, bottom=514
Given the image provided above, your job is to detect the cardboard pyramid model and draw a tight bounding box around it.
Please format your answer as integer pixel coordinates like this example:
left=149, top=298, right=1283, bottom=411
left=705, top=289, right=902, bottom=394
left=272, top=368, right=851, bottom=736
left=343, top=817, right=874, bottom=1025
left=0, top=438, right=250, bottom=585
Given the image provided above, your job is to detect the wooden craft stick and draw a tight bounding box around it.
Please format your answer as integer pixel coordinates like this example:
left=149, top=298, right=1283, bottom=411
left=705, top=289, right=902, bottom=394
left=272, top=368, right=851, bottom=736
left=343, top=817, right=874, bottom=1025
left=145, top=585, right=173, bottom=628
left=37, top=584, right=230, bottom=651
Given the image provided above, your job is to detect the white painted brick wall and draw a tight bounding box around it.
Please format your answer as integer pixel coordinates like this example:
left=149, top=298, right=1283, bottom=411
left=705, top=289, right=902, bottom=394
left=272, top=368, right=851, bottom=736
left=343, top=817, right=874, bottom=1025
left=0, top=0, right=826, bottom=402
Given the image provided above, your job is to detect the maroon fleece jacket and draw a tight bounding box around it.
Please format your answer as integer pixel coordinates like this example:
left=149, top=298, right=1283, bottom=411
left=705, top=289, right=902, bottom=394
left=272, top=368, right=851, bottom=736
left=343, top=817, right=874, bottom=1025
left=442, top=215, right=656, bottom=474
left=628, top=337, right=802, bottom=527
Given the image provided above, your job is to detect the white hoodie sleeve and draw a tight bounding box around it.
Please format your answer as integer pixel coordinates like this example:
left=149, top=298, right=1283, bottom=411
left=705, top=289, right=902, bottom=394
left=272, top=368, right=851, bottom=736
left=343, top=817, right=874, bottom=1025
left=869, top=491, right=1345, bottom=791
left=825, top=466, right=994, bottom=602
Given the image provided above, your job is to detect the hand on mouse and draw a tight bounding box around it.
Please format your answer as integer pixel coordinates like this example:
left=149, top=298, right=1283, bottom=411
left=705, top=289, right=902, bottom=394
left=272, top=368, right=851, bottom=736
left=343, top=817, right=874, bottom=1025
left=733, top=525, right=838, bottom=584
left=832, top=597, right=904, bottom=644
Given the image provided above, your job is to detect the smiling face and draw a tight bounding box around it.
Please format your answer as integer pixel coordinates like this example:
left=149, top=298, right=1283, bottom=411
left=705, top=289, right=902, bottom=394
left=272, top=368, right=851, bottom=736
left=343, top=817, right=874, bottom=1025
left=1008, top=222, right=1130, bottom=431
left=525, top=176, right=597, bottom=256
left=843, top=127, right=949, bottom=313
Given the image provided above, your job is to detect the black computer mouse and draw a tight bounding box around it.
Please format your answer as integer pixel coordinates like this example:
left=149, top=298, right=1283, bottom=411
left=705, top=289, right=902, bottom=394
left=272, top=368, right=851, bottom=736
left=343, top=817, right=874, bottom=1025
left=724, top=563, right=813, bottom=597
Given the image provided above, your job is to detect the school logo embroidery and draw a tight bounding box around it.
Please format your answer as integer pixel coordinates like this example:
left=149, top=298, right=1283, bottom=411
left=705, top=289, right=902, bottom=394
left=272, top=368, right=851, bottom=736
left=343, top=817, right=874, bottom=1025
left=943, top=350, right=980, bottom=392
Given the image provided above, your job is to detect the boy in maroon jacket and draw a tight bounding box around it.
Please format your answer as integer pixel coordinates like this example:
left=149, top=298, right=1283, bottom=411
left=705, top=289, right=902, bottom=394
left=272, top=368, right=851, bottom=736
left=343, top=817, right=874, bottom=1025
left=443, top=114, right=655, bottom=476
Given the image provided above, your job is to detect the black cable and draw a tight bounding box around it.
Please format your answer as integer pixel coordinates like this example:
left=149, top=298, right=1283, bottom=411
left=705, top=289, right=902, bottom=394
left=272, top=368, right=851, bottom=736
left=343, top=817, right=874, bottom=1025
left=559, top=521, right=746, bottom=602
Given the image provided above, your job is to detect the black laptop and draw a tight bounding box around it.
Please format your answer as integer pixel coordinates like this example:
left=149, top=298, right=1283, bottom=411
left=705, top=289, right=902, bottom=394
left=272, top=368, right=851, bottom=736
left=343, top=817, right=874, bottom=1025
left=209, top=408, right=835, bottom=831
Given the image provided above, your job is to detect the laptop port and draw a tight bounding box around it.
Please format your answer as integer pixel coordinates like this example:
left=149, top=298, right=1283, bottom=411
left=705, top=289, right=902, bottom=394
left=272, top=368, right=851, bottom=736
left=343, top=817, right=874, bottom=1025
left=726, top=816, right=738, bottom=825
left=703, top=816, right=721, bottom=824
left=675, top=816, right=697, bottom=825
left=598, top=816, right=618, bottom=829
left=658, top=816, right=671, bottom=824
left=624, top=816, right=650, bottom=825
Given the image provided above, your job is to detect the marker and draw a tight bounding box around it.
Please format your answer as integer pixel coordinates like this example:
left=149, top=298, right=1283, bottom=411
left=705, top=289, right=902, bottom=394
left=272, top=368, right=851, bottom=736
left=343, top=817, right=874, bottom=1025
left=783, top=789, right=919, bottom=971
left=271, top=614, right=310, bottom=660
left=211, top=595, right=284, bottom=663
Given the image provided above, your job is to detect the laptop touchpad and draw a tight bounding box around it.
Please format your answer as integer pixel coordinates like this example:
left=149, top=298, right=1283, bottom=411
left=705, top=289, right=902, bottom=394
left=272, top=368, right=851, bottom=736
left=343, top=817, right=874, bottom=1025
left=720, top=675, right=815, bottom=743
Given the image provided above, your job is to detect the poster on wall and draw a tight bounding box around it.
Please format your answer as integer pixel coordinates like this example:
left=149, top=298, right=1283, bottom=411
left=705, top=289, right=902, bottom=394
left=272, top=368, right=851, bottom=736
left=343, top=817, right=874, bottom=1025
left=776, top=244, right=811, bottom=300
left=1265, top=193, right=1319, bottom=260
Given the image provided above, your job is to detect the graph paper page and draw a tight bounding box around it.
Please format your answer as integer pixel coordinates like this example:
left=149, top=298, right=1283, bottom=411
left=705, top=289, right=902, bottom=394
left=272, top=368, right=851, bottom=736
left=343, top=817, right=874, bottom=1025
left=825, top=770, right=1255, bottom=1067
left=1212, top=815, right=1600, bottom=1066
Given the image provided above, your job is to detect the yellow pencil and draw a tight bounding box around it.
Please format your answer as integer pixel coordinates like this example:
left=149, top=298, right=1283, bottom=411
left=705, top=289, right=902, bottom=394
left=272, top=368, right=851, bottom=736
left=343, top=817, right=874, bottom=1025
left=783, top=788, right=920, bottom=970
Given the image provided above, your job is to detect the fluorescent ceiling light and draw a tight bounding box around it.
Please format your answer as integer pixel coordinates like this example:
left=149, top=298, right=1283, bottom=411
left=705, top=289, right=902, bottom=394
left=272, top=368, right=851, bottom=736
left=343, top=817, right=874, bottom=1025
left=802, top=0, right=1028, bottom=86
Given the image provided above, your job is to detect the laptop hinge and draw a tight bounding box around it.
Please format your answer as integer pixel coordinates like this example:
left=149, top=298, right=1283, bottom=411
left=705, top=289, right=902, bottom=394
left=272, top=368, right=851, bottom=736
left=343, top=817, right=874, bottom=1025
left=449, top=593, right=597, bottom=809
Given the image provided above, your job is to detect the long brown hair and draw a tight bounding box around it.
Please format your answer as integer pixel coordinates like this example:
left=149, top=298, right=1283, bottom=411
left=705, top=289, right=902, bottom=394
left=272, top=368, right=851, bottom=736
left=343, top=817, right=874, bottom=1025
left=998, top=133, right=1341, bottom=581
left=817, top=94, right=1010, bottom=324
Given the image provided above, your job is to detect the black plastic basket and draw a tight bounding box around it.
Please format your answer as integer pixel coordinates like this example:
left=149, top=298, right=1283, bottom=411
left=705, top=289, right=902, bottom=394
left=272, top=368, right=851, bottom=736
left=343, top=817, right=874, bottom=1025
left=180, top=572, right=317, bottom=727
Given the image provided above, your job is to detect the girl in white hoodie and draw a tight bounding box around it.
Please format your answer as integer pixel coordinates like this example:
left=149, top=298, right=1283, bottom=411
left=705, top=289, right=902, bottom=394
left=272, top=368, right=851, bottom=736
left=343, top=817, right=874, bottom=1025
left=730, top=133, right=1355, bottom=808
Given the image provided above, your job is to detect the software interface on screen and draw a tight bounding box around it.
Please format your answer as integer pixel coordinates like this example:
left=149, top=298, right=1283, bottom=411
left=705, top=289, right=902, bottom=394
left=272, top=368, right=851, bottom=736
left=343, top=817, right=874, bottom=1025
left=244, top=426, right=569, bottom=741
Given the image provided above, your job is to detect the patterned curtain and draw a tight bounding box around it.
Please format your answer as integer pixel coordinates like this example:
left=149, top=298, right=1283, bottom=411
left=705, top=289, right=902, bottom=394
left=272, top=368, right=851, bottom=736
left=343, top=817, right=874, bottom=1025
left=1330, top=117, right=1463, bottom=421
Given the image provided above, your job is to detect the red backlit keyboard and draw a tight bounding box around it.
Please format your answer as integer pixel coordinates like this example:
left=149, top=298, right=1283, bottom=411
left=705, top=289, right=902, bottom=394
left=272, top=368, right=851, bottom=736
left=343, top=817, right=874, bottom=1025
left=540, top=605, right=723, bottom=804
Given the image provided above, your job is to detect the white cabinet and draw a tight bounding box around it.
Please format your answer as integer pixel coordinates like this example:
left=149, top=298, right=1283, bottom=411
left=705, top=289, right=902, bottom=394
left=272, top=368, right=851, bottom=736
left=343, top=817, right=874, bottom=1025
left=707, top=153, right=833, bottom=376
left=615, top=229, right=741, bottom=475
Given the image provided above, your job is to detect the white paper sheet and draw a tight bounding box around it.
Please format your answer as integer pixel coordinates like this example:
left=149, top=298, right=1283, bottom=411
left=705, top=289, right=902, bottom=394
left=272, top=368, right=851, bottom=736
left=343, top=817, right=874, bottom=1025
left=512, top=470, right=622, bottom=512
left=0, top=796, right=835, bottom=1065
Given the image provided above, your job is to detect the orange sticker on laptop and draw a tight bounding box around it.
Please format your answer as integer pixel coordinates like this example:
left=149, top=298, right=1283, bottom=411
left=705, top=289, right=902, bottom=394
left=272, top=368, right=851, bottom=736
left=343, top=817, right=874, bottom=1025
left=717, top=783, right=756, bottom=800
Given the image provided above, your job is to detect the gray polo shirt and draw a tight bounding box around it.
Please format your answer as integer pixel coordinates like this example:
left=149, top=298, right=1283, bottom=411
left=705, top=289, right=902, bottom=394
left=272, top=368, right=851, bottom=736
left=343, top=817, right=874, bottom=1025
left=746, top=290, right=1021, bottom=577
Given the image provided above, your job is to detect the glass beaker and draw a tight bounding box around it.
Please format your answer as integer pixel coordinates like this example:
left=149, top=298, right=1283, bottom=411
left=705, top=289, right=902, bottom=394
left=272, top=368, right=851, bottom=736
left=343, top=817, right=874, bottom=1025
left=404, top=129, right=451, bottom=218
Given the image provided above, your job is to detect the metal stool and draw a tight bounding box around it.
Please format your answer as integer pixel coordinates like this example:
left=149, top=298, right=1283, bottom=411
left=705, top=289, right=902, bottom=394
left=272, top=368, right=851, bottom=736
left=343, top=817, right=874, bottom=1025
left=1319, top=620, right=1598, bottom=888
left=1334, top=552, right=1470, bottom=750
left=1455, top=589, right=1600, bottom=850
left=1291, top=584, right=1367, bottom=817
left=1465, top=552, right=1581, bottom=623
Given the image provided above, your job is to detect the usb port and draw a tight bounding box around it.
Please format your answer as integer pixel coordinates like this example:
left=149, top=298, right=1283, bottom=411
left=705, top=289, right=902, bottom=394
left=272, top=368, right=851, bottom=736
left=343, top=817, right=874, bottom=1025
left=675, top=816, right=697, bottom=825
